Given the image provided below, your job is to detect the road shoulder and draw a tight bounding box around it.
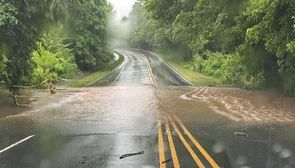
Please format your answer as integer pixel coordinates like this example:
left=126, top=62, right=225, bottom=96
left=151, top=51, right=220, bottom=86
left=65, top=52, right=124, bottom=87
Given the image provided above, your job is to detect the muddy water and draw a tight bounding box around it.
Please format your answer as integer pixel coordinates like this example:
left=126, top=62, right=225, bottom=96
left=1, top=85, right=295, bottom=128
left=0, top=86, right=158, bottom=135
left=181, top=87, right=295, bottom=124
left=156, top=86, right=295, bottom=168
left=0, top=89, right=28, bottom=118
left=1, top=86, right=295, bottom=167
left=0, top=86, right=160, bottom=168
left=3, top=86, right=295, bottom=127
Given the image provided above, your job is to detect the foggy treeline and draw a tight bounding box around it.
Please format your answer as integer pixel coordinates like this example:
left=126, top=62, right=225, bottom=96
left=127, top=0, right=295, bottom=94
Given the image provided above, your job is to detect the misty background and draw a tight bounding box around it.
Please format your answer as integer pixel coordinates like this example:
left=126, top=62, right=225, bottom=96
left=107, top=0, right=138, bottom=49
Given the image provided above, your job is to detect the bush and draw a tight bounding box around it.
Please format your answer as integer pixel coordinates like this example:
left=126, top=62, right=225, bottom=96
left=32, top=41, right=77, bottom=84
left=0, top=53, right=7, bottom=82
left=193, top=51, right=267, bottom=89
left=194, top=52, right=242, bottom=83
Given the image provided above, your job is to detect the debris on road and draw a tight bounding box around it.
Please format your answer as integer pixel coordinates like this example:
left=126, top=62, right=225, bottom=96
left=78, top=155, right=87, bottom=164
left=78, top=160, right=86, bottom=164
left=119, top=151, right=144, bottom=159
left=234, top=131, right=248, bottom=137
left=161, top=158, right=172, bottom=164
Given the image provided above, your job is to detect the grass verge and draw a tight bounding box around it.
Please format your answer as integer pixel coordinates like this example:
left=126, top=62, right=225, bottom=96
left=157, top=51, right=220, bottom=86
left=67, top=53, right=124, bottom=87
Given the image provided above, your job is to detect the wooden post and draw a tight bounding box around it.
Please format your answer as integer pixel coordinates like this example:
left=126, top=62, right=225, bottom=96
left=12, top=87, right=20, bottom=106
left=13, top=95, right=19, bottom=106
left=48, top=78, right=56, bottom=94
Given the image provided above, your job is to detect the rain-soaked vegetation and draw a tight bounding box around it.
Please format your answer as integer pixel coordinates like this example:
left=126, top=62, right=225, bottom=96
left=0, top=0, right=112, bottom=90
left=128, top=0, right=295, bottom=94
left=1, top=0, right=294, bottom=94
left=1, top=1, right=295, bottom=168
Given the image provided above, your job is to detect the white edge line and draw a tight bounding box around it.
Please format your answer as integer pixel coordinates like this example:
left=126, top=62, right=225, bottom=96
left=155, top=53, right=194, bottom=86
left=111, top=51, right=129, bottom=85
left=0, top=135, right=35, bottom=154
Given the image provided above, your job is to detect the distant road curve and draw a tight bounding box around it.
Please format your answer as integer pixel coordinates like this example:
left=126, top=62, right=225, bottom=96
left=92, top=49, right=193, bottom=86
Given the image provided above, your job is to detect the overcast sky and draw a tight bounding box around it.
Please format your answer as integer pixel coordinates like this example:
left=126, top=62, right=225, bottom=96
left=108, top=0, right=137, bottom=20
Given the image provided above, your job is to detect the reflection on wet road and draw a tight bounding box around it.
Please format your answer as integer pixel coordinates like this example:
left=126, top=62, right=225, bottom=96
left=1, top=49, right=295, bottom=168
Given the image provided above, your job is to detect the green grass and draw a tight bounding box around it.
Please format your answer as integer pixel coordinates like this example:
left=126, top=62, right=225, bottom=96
left=68, top=53, right=124, bottom=87
left=158, top=52, right=220, bottom=86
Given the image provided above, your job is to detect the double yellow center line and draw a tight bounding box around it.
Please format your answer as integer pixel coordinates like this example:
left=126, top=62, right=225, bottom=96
left=158, top=114, right=220, bottom=168
left=144, top=55, right=157, bottom=86
left=143, top=51, right=218, bottom=167
left=166, top=118, right=180, bottom=168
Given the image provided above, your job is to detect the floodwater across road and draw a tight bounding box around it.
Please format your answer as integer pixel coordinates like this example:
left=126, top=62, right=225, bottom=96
left=1, top=49, right=295, bottom=168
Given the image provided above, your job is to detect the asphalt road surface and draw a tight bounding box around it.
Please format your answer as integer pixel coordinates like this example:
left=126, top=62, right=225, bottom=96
left=1, top=49, right=295, bottom=168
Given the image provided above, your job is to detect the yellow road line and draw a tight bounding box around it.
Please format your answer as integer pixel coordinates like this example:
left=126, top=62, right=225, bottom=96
left=168, top=117, right=205, bottom=168
left=135, top=51, right=157, bottom=86
left=158, top=120, right=166, bottom=168
left=145, top=57, right=157, bottom=86
left=165, top=119, right=180, bottom=168
left=174, top=115, right=220, bottom=168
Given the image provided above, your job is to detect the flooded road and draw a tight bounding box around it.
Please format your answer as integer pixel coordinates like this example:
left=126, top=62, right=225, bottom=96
left=1, top=49, right=295, bottom=168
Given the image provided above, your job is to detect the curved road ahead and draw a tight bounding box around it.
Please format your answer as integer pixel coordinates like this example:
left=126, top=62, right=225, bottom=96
left=1, top=49, right=295, bottom=168
left=93, top=49, right=192, bottom=86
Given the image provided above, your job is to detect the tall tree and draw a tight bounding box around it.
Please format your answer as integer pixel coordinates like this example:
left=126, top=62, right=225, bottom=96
left=0, top=0, right=56, bottom=90
left=66, top=0, right=112, bottom=70
left=130, top=0, right=295, bottom=94
left=0, top=0, right=112, bottom=91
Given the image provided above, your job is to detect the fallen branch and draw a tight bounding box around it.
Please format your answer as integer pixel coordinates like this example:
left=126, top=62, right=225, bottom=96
left=119, top=151, right=144, bottom=159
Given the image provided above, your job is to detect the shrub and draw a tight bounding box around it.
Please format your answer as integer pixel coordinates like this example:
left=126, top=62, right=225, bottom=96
left=193, top=51, right=267, bottom=88
left=32, top=41, right=77, bottom=84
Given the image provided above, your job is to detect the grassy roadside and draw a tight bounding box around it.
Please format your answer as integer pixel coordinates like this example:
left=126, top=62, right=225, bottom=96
left=157, top=51, right=220, bottom=86
left=67, top=53, right=124, bottom=87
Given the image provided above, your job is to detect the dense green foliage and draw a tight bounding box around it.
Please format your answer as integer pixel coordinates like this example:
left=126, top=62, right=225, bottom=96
left=32, top=33, right=78, bottom=84
left=130, top=0, right=295, bottom=94
left=65, top=0, right=112, bottom=70
left=0, top=0, right=54, bottom=89
left=0, top=0, right=112, bottom=90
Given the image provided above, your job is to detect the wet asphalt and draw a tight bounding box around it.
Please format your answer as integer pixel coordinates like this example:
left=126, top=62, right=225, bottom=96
left=1, top=49, right=295, bottom=168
